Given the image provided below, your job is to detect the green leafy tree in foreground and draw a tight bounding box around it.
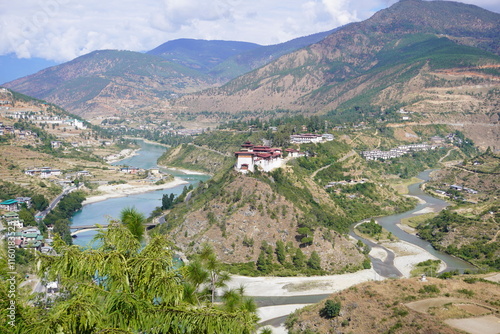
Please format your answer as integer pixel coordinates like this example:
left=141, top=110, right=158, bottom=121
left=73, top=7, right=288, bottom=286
left=119, top=206, right=145, bottom=242
left=29, top=226, right=257, bottom=334
left=197, top=243, right=232, bottom=304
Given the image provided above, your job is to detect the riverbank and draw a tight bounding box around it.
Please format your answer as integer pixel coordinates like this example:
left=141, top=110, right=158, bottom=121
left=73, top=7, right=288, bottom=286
left=160, top=166, right=209, bottom=176
left=82, top=177, right=188, bottom=205
left=123, top=136, right=171, bottom=148
left=226, top=269, right=379, bottom=297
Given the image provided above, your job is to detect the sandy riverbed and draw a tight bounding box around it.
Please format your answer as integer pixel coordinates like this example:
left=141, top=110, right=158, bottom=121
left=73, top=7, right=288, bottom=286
left=385, top=240, right=446, bottom=278
left=225, top=239, right=445, bottom=333
left=82, top=178, right=188, bottom=205
left=226, top=269, right=380, bottom=298
left=226, top=240, right=442, bottom=299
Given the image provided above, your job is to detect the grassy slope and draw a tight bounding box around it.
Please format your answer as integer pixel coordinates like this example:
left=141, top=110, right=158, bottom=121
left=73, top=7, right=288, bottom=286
left=286, top=276, right=499, bottom=334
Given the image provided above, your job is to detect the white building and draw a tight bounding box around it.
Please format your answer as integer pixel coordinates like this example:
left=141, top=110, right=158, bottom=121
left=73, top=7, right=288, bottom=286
left=290, top=134, right=323, bottom=144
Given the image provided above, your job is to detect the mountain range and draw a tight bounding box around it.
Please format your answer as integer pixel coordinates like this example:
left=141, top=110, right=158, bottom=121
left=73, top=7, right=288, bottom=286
left=2, top=0, right=500, bottom=148
left=2, top=30, right=333, bottom=119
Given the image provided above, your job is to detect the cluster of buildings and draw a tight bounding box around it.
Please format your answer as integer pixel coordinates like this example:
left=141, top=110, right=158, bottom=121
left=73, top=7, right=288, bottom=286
left=8, top=110, right=87, bottom=130
left=3, top=224, right=54, bottom=254
left=7, top=228, right=45, bottom=250
left=0, top=122, right=38, bottom=140
left=290, top=133, right=334, bottom=144
left=433, top=184, right=479, bottom=201
left=1, top=205, right=54, bottom=251
left=120, top=166, right=143, bottom=174
left=449, top=184, right=478, bottom=194
left=361, top=143, right=438, bottom=161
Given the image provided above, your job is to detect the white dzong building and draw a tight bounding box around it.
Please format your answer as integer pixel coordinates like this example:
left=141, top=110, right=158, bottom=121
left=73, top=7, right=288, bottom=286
left=234, top=141, right=283, bottom=173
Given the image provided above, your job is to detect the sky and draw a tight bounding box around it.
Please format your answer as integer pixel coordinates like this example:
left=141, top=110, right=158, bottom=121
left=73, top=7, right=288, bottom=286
left=1, top=0, right=499, bottom=63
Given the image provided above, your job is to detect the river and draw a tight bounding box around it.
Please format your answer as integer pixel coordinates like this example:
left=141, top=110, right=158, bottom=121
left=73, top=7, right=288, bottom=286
left=349, top=169, right=476, bottom=276
left=70, top=140, right=209, bottom=246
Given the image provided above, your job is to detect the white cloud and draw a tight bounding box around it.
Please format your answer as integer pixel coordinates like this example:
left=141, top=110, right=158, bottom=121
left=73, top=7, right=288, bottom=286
left=0, top=0, right=498, bottom=62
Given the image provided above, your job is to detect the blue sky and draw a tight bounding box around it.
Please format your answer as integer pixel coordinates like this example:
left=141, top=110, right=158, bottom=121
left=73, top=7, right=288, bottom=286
left=1, top=0, right=499, bottom=62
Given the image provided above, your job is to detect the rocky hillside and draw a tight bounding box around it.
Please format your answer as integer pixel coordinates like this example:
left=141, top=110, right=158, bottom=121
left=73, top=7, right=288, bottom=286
left=158, top=137, right=417, bottom=274
left=286, top=276, right=500, bottom=334
left=160, top=170, right=367, bottom=274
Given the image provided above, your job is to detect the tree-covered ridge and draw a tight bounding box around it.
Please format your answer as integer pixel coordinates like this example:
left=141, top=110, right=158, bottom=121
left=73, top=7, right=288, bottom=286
left=21, top=226, right=258, bottom=334
left=157, top=143, right=233, bottom=174
left=417, top=209, right=499, bottom=270
left=42, top=191, right=86, bottom=244
left=159, top=167, right=368, bottom=275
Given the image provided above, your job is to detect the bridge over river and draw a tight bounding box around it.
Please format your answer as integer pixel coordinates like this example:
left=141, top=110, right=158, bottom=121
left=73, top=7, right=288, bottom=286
left=71, top=222, right=159, bottom=236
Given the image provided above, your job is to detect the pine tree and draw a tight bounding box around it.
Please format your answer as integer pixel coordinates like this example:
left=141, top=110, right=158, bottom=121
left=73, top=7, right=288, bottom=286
left=307, top=251, right=321, bottom=270
left=275, top=240, right=286, bottom=265
left=293, top=248, right=306, bottom=268
left=256, top=249, right=269, bottom=273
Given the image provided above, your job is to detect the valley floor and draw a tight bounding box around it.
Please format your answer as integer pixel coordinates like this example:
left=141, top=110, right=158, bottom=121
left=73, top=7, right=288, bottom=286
left=226, top=239, right=445, bottom=333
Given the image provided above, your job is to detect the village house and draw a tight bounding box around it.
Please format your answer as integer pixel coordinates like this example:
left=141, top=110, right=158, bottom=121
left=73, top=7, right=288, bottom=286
left=234, top=141, right=283, bottom=173
left=431, top=136, right=445, bottom=145
left=25, top=167, right=61, bottom=178
left=290, top=133, right=323, bottom=144
left=76, top=170, right=91, bottom=177
left=51, top=141, right=62, bottom=149
left=0, top=197, right=32, bottom=212
left=120, top=167, right=141, bottom=174
left=285, top=148, right=305, bottom=158
left=0, top=199, right=20, bottom=212
left=322, top=133, right=335, bottom=141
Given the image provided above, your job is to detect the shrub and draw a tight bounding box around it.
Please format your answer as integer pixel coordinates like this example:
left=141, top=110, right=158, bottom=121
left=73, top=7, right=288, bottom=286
left=418, top=284, right=440, bottom=294
left=456, top=289, right=475, bottom=297
left=320, top=300, right=341, bottom=319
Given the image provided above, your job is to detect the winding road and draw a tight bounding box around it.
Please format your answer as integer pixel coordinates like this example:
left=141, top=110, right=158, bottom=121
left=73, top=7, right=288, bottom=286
left=35, top=186, right=77, bottom=222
